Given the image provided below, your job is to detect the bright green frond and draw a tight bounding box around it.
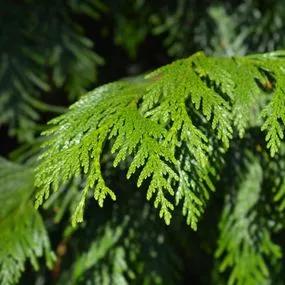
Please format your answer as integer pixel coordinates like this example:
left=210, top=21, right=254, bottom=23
left=35, top=51, right=285, bottom=229
left=255, top=52, right=285, bottom=156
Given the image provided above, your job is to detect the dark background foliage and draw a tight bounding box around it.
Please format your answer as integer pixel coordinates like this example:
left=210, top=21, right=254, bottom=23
left=1, top=0, right=285, bottom=284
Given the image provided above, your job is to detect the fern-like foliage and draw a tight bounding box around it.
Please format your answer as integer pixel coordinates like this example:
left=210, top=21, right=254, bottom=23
left=33, top=0, right=104, bottom=99
left=215, top=152, right=281, bottom=285
left=0, top=2, right=49, bottom=142
left=57, top=198, right=180, bottom=285
left=0, top=158, right=55, bottom=285
left=55, top=219, right=129, bottom=285
left=35, top=50, right=285, bottom=230
left=261, top=142, right=285, bottom=223
left=0, top=204, right=55, bottom=285
left=0, top=0, right=102, bottom=141
left=201, top=0, right=285, bottom=56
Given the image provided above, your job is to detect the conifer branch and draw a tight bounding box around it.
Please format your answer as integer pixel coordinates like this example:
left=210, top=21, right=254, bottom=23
left=35, top=51, right=285, bottom=229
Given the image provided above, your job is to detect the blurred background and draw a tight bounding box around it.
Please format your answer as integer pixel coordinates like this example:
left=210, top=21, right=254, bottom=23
left=0, top=0, right=285, bottom=284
